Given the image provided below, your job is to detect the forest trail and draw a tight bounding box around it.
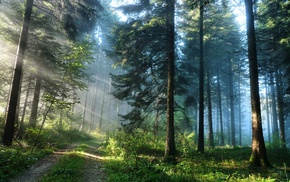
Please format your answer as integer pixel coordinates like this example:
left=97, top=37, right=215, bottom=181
left=9, top=143, right=106, bottom=182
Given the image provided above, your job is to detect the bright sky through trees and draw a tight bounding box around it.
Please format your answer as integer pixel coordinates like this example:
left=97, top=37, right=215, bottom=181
left=110, top=0, right=246, bottom=29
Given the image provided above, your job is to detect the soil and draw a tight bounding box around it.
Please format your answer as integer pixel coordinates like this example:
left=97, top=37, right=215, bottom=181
left=81, top=152, right=106, bottom=182
left=9, top=153, right=62, bottom=182
left=9, top=145, right=107, bottom=182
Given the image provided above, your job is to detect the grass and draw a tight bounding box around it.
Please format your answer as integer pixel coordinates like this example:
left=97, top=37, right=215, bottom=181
left=103, top=130, right=290, bottom=182
left=104, top=147, right=290, bottom=182
left=40, top=152, right=85, bottom=182
left=0, top=146, right=52, bottom=182
left=2, top=128, right=289, bottom=182
left=0, top=128, right=96, bottom=181
left=39, top=136, right=106, bottom=182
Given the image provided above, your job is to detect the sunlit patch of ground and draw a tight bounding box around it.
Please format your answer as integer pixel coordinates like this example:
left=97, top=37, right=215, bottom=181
left=53, top=150, right=106, bottom=160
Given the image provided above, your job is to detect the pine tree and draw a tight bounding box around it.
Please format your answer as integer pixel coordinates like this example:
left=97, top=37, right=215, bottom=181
left=2, top=0, right=34, bottom=146
left=110, top=1, right=172, bottom=131
left=245, top=0, right=272, bottom=168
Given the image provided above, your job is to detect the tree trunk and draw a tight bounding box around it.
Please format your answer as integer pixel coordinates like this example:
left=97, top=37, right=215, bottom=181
left=265, top=77, right=271, bottom=142
left=269, top=72, right=278, bottom=137
left=206, top=69, right=214, bottom=148
left=106, top=78, right=112, bottom=124
left=217, top=64, right=224, bottom=146
left=238, top=63, right=242, bottom=146
left=90, top=80, right=97, bottom=132
left=194, top=109, right=198, bottom=142
left=197, top=0, right=205, bottom=153
left=28, top=75, right=41, bottom=128
left=229, top=59, right=235, bottom=147
left=226, top=95, right=230, bottom=144
left=245, top=0, right=272, bottom=168
left=80, top=90, right=88, bottom=131
left=58, top=95, right=65, bottom=130
left=215, top=103, right=219, bottom=145
left=164, top=0, right=176, bottom=160
left=15, top=74, right=23, bottom=126
left=99, top=84, right=106, bottom=131
left=18, top=77, right=32, bottom=138
left=154, top=98, right=160, bottom=137
left=276, top=70, right=286, bottom=148
left=2, top=0, right=34, bottom=146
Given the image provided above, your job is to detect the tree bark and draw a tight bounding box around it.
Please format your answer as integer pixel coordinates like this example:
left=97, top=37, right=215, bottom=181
left=18, top=77, right=32, bottom=138
left=238, top=62, right=242, bottom=146
left=99, top=84, right=106, bottom=131
left=58, top=95, right=65, bottom=130
left=264, top=77, right=271, bottom=142
left=245, top=0, right=272, bottom=168
left=269, top=72, right=278, bottom=137
left=15, top=74, right=23, bottom=126
left=226, top=94, right=230, bottom=144
left=197, top=0, right=205, bottom=153
left=206, top=69, right=214, bottom=148
left=164, top=0, right=176, bottom=160
left=229, top=59, right=235, bottom=147
left=276, top=70, right=286, bottom=148
left=217, top=64, right=224, bottom=146
left=2, top=0, right=34, bottom=146
left=90, top=80, right=97, bottom=132
left=80, top=90, right=88, bottom=131
left=29, top=75, right=41, bottom=128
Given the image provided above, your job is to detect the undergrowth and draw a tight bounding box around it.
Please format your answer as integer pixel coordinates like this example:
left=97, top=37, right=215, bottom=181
left=25, top=128, right=93, bottom=148
left=103, top=130, right=290, bottom=182
left=0, top=128, right=94, bottom=181
left=0, top=147, right=52, bottom=181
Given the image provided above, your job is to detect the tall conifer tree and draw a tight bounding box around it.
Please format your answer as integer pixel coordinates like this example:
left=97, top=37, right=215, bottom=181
left=2, top=0, right=34, bottom=146
left=245, top=0, right=272, bottom=168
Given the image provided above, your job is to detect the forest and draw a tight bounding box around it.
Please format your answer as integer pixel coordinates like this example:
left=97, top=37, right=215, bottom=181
left=0, top=0, right=290, bottom=181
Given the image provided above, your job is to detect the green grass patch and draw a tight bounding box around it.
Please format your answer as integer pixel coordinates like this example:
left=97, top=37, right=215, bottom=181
left=1, top=129, right=100, bottom=181
left=0, top=146, right=52, bottom=181
left=40, top=152, right=85, bottom=182
left=103, top=130, right=290, bottom=182
left=104, top=147, right=290, bottom=181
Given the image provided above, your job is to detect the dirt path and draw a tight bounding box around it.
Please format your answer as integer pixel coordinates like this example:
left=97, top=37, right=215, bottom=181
left=9, top=144, right=107, bottom=182
left=81, top=152, right=106, bottom=182
left=9, top=153, right=62, bottom=182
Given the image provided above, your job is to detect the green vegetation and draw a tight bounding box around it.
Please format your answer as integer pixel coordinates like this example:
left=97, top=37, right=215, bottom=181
left=39, top=134, right=105, bottom=182
left=0, top=128, right=93, bottom=181
left=1, top=129, right=290, bottom=182
left=25, top=128, right=94, bottom=149
left=103, top=130, right=290, bottom=182
left=0, top=147, right=52, bottom=181
left=40, top=153, right=85, bottom=182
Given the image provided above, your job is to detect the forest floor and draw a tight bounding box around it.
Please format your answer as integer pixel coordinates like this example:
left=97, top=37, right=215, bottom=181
left=9, top=143, right=106, bottom=182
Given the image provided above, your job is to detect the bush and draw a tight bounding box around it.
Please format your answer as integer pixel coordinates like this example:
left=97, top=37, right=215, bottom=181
left=105, top=129, right=163, bottom=159
left=175, top=131, right=195, bottom=157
